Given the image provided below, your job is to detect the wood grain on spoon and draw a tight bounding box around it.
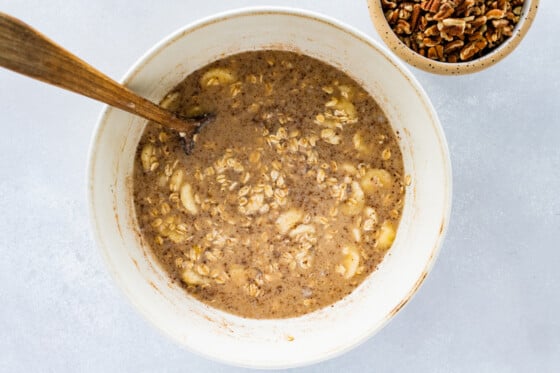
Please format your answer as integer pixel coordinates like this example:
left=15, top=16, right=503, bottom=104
left=0, top=12, right=199, bottom=134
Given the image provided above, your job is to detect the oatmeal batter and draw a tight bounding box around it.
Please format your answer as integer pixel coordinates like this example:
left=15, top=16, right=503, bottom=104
left=133, top=51, right=406, bottom=318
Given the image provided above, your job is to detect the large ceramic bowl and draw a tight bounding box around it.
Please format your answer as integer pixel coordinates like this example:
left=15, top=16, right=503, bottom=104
left=88, top=7, right=452, bottom=369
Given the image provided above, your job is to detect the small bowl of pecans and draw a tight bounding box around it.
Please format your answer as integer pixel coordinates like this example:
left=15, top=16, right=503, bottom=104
left=367, top=0, right=539, bottom=74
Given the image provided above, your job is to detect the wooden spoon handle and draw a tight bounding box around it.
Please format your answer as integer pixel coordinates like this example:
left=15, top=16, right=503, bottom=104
left=0, top=12, right=194, bottom=133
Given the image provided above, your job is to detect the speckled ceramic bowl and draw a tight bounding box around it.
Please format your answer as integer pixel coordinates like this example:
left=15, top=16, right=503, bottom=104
left=88, top=7, right=451, bottom=369
left=367, top=0, right=539, bottom=74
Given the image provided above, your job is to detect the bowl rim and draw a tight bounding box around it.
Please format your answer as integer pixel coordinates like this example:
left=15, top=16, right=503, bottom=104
left=367, top=0, right=540, bottom=75
left=87, top=6, right=453, bottom=368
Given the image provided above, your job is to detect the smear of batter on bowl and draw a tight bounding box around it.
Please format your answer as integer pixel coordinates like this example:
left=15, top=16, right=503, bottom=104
left=133, top=50, right=407, bottom=319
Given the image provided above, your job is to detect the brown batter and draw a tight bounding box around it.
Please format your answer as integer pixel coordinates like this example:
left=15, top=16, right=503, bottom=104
left=133, top=51, right=406, bottom=319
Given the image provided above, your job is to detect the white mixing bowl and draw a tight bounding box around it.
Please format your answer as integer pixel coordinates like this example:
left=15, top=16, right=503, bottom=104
left=88, top=7, right=452, bottom=369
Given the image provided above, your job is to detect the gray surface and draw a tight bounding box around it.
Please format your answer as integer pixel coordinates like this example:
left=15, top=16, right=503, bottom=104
left=1, top=0, right=558, bottom=371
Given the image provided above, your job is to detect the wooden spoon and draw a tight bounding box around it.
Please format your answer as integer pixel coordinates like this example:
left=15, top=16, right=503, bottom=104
left=0, top=12, right=207, bottom=143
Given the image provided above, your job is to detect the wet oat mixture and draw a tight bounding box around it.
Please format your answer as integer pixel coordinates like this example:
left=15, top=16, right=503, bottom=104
left=133, top=51, right=407, bottom=319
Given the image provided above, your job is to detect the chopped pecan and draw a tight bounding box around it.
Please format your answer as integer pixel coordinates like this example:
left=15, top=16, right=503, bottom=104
left=485, top=29, right=500, bottom=43
left=424, top=24, right=440, bottom=37
left=469, top=15, right=487, bottom=29
left=497, top=0, right=509, bottom=11
left=418, top=15, right=429, bottom=31
left=427, top=46, right=439, bottom=60
left=435, top=44, right=445, bottom=60
left=394, top=19, right=412, bottom=34
left=382, top=0, right=525, bottom=63
left=385, top=10, right=400, bottom=24
left=433, top=3, right=455, bottom=21
left=421, top=0, right=442, bottom=13
left=443, top=39, right=465, bottom=54
left=456, top=0, right=476, bottom=15
left=402, top=2, right=414, bottom=12
left=469, top=27, right=487, bottom=40
left=502, top=25, right=513, bottom=36
left=492, top=19, right=510, bottom=28
left=427, top=44, right=445, bottom=60
left=423, top=36, right=442, bottom=47
left=439, top=18, right=467, bottom=37
left=486, top=9, right=506, bottom=19
left=465, top=6, right=483, bottom=17
left=399, top=8, right=412, bottom=19
left=474, top=39, right=488, bottom=53
left=459, top=41, right=481, bottom=60
left=381, top=0, right=398, bottom=9
left=410, top=4, right=422, bottom=31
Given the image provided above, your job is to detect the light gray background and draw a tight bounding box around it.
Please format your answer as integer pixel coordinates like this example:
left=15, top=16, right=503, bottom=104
left=1, top=1, right=558, bottom=372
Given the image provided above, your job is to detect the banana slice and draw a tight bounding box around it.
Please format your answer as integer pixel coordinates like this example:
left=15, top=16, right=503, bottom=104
left=229, top=264, right=247, bottom=286
left=180, top=268, right=206, bottom=286
left=341, top=182, right=365, bottom=216
left=180, top=183, right=198, bottom=214
left=276, top=209, right=304, bottom=235
left=360, top=168, right=393, bottom=194
left=340, top=162, right=358, bottom=176
left=289, top=224, right=316, bottom=238
left=200, top=68, right=236, bottom=87
left=184, top=105, right=206, bottom=118
left=352, top=227, right=361, bottom=242
left=159, top=91, right=180, bottom=110
left=168, top=231, right=187, bottom=244
left=377, top=220, right=396, bottom=250
left=335, top=98, right=357, bottom=121
left=140, top=143, right=157, bottom=172
left=337, top=85, right=353, bottom=100
left=169, top=169, right=185, bottom=192
left=353, top=131, right=372, bottom=155
left=341, top=244, right=360, bottom=279
left=320, top=128, right=341, bottom=145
